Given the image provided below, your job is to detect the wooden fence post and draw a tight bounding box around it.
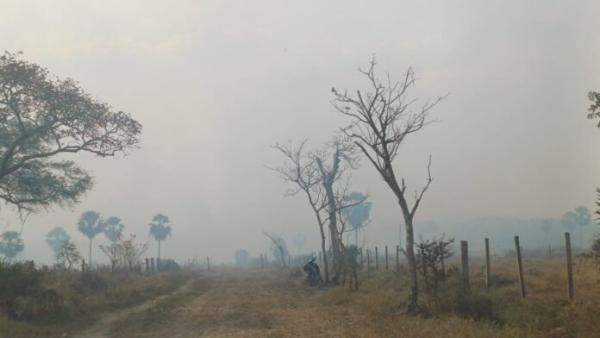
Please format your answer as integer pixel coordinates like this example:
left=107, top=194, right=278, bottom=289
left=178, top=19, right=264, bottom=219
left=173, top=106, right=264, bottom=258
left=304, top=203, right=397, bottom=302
left=156, top=258, right=161, bottom=272
left=460, top=241, right=470, bottom=289
left=81, top=259, right=86, bottom=281
left=145, top=258, right=150, bottom=272
left=367, top=249, right=371, bottom=270
left=375, top=246, right=379, bottom=270
left=565, top=232, right=574, bottom=300
left=206, top=256, right=210, bottom=271
left=485, top=238, right=491, bottom=289
left=150, top=257, right=155, bottom=272
left=396, top=245, right=400, bottom=272
left=514, top=236, right=526, bottom=298
left=385, top=245, right=389, bottom=270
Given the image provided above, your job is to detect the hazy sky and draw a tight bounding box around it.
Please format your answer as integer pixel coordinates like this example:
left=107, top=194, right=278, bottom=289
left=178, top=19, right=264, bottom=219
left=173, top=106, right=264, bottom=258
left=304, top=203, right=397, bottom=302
left=1, top=0, right=599, bottom=263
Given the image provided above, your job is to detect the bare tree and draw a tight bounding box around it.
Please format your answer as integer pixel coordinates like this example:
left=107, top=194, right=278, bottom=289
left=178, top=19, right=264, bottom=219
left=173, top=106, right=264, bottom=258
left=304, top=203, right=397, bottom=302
left=332, top=58, right=445, bottom=314
left=314, top=138, right=358, bottom=283
left=270, top=139, right=360, bottom=283
left=270, top=140, right=330, bottom=280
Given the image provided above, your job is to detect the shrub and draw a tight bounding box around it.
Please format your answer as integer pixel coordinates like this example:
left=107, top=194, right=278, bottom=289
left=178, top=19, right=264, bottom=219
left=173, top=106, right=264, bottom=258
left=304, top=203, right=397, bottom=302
left=454, top=289, right=497, bottom=322
left=0, top=260, right=45, bottom=318
left=157, top=259, right=180, bottom=272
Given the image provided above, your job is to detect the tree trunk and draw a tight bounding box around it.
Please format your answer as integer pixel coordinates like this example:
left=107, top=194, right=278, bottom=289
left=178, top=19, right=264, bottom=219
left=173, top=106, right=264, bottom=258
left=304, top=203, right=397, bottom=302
left=158, top=239, right=161, bottom=260
left=319, top=223, right=329, bottom=282
left=324, top=180, right=343, bottom=283
left=279, top=246, right=286, bottom=267
left=398, top=197, right=420, bottom=314
left=89, top=237, right=92, bottom=267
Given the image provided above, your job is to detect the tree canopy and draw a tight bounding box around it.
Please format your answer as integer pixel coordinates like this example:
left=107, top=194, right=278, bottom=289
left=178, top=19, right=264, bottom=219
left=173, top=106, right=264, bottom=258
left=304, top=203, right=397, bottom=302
left=342, top=191, right=372, bottom=231
left=149, top=214, right=171, bottom=241
left=78, top=211, right=104, bottom=240
left=0, top=52, right=142, bottom=213
left=103, top=216, right=124, bottom=243
left=45, top=226, right=70, bottom=255
left=0, top=231, right=24, bottom=259
left=587, top=91, right=600, bottom=126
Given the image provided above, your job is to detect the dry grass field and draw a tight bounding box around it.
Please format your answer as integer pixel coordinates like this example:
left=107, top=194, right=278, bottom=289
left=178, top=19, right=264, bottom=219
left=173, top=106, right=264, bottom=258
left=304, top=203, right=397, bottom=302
left=2, top=256, right=600, bottom=338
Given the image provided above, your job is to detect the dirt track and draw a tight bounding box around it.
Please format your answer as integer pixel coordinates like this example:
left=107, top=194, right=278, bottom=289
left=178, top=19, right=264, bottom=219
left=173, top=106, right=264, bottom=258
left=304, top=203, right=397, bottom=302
left=72, top=278, right=199, bottom=338
left=72, top=270, right=319, bottom=338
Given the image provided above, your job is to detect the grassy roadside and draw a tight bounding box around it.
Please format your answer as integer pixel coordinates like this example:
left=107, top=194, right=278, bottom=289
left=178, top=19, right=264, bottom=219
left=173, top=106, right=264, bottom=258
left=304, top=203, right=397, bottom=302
left=103, top=258, right=600, bottom=337
left=0, top=271, right=195, bottom=338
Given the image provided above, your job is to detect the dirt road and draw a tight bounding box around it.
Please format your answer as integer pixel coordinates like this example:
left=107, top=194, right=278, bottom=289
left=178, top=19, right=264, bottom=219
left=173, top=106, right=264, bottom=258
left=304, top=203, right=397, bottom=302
left=72, top=278, right=200, bottom=338
left=73, top=270, right=330, bottom=338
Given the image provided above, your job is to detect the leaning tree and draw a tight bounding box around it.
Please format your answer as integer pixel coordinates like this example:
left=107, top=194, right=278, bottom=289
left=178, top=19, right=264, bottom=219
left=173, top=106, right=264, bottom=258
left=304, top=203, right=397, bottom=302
left=149, top=214, right=171, bottom=260
left=332, top=58, right=445, bottom=314
left=263, top=231, right=288, bottom=268
left=0, top=52, right=141, bottom=214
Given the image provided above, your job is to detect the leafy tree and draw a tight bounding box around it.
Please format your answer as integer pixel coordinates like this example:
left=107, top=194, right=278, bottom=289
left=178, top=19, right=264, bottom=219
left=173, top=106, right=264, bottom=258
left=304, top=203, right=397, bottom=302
left=103, top=216, right=124, bottom=243
left=575, top=206, right=591, bottom=247
left=45, top=226, right=70, bottom=256
left=562, top=211, right=578, bottom=232
left=587, top=91, right=600, bottom=126
left=149, top=214, right=171, bottom=259
left=587, top=93, right=600, bottom=232
left=77, top=211, right=104, bottom=265
left=56, top=239, right=81, bottom=270
left=342, top=192, right=372, bottom=246
left=0, top=231, right=24, bottom=260
left=562, top=207, right=591, bottom=247
left=0, top=52, right=142, bottom=214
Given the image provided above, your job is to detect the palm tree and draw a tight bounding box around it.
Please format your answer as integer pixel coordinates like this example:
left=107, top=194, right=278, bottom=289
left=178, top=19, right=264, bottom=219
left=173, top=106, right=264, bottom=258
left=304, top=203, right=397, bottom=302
left=149, top=214, right=171, bottom=259
left=103, top=216, right=124, bottom=243
left=46, top=227, right=70, bottom=256
left=78, top=211, right=105, bottom=265
left=0, top=231, right=24, bottom=261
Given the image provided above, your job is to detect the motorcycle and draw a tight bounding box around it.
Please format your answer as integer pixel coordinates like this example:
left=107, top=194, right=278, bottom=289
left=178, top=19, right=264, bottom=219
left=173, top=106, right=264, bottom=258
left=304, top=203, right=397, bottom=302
left=303, top=257, right=322, bottom=286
